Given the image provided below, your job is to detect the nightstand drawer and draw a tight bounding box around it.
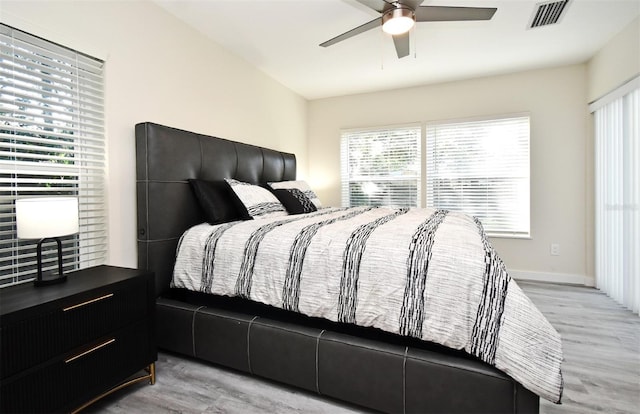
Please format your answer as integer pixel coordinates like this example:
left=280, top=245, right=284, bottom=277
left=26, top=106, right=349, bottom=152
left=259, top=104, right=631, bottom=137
left=0, top=319, right=153, bottom=413
left=1, top=277, right=148, bottom=379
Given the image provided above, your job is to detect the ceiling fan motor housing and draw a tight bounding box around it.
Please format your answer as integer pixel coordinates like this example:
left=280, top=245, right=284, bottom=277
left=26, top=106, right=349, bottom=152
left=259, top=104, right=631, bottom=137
left=382, top=6, right=416, bottom=35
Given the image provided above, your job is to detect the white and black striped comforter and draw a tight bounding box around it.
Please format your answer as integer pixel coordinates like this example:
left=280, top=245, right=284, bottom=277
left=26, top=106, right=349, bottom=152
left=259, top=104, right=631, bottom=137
left=172, top=206, right=563, bottom=403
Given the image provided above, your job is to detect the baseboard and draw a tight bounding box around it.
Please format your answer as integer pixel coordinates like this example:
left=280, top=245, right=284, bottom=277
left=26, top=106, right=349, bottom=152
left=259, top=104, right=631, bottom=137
left=510, top=270, right=595, bottom=287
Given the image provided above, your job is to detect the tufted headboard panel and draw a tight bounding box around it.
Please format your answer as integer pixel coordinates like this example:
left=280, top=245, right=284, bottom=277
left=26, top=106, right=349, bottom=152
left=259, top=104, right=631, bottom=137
left=135, top=122, right=296, bottom=295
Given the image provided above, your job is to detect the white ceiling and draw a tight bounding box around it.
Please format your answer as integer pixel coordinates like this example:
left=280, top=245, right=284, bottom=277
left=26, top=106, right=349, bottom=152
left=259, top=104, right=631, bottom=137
left=154, top=0, right=640, bottom=100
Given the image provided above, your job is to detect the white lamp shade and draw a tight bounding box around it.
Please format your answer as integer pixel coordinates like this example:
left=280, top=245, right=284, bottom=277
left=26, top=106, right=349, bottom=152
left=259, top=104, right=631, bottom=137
left=16, top=197, right=79, bottom=239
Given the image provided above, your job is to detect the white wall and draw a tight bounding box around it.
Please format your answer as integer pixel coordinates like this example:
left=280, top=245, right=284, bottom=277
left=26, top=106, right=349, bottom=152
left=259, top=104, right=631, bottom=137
left=0, top=0, right=308, bottom=268
left=587, top=16, right=640, bottom=102
left=308, top=65, right=591, bottom=284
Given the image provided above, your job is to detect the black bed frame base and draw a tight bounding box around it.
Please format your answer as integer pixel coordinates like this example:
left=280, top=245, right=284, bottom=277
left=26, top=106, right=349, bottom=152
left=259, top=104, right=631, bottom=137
left=157, top=292, right=538, bottom=413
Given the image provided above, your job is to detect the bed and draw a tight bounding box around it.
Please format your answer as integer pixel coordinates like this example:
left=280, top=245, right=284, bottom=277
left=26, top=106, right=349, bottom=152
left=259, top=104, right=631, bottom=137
left=135, top=122, right=562, bottom=413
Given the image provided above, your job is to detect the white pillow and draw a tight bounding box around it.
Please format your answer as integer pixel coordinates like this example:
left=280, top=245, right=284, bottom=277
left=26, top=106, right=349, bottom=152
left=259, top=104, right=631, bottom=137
left=224, top=178, right=287, bottom=219
left=268, top=180, right=322, bottom=209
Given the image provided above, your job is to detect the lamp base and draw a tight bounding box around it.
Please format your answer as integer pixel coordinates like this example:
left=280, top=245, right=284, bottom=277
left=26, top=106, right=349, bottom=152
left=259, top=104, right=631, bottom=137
left=34, top=274, right=67, bottom=287
left=33, top=237, right=67, bottom=288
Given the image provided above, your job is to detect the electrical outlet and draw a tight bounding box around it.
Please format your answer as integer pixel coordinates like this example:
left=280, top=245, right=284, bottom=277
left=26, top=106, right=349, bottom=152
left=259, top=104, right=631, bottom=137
left=550, top=243, right=560, bottom=256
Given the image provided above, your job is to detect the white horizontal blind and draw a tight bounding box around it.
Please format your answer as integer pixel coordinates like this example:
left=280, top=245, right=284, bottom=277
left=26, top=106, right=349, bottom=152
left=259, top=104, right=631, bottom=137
left=341, top=125, right=421, bottom=207
left=0, top=24, right=107, bottom=287
left=594, top=85, right=639, bottom=315
left=426, top=115, right=530, bottom=236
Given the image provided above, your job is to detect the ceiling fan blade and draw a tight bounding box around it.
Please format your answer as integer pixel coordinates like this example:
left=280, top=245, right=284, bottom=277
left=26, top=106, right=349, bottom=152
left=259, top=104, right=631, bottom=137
left=320, top=16, right=382, bottom=47
left=354, top=0, right=394, bottom=13
left=415, top=6, right=497, bottom=22
left=392, top=32, right=410, bottom=58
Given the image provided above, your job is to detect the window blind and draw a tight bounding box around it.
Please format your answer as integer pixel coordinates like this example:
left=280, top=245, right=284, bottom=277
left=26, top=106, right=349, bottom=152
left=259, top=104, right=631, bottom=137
left=341, top=125, right=421, bottom=207
left=0, top=24, right=107, bottom=287
left=426, top=115, right=530, bottom=237
left=594, top=82, right=639, bottom=315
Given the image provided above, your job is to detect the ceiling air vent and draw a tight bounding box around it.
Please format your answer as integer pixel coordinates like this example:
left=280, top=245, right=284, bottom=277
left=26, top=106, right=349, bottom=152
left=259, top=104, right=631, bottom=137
left=529, top=0, right=570, bottom=29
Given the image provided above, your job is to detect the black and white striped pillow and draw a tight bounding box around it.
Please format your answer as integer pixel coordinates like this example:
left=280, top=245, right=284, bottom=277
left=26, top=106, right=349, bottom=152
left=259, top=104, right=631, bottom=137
left=224, top=178, right=287, bottom=219
left=268, top=180, right=322, bottom=209
left=272, top=188, right=317, bottom=215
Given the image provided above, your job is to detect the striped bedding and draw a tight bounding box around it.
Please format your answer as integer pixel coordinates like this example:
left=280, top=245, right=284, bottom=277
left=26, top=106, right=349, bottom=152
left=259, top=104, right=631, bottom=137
left=172, top=206, right=564, bottom=403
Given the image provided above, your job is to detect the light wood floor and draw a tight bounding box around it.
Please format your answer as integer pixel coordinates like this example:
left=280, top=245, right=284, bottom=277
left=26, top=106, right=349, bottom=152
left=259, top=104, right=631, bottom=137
left=91, top=282, right=640, bottom=413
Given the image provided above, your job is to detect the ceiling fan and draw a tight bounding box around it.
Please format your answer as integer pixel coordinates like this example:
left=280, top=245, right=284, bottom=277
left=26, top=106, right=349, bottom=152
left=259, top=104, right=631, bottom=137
left=320, top=0, right=497, bottom=58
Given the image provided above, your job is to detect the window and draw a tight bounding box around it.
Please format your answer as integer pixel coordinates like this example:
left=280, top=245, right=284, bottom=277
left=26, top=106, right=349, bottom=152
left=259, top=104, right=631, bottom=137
left=341, top=125, right=421, bottom=207
left=591, top=77, right=639, bottom=315
left=0, top=24, right=107, bottom=287
left=426, top=115, right=530, bottom=237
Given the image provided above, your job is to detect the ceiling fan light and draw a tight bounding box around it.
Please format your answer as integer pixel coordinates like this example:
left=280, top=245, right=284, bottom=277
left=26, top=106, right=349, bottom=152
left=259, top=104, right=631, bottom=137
left=382, top=8, right=415, bottom=35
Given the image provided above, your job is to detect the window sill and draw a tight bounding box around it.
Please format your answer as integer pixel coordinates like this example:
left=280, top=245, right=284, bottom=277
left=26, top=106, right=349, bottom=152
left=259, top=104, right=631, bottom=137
left=487, top=233, right=531, bottom=240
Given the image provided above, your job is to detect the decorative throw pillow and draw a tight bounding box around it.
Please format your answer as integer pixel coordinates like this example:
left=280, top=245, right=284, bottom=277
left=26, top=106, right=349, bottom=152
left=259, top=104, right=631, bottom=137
left=224, top=178, right=288, bottom=219
left=188, top=179, right=250, bottom=224
left=272, top=188, right=317, bottom=215
left=268, top=180, right=322, bottom=209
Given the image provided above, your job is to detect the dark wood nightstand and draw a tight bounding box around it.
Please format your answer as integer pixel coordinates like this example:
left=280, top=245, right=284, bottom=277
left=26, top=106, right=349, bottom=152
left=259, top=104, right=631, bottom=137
left=0, top=265, right=157, bottom=413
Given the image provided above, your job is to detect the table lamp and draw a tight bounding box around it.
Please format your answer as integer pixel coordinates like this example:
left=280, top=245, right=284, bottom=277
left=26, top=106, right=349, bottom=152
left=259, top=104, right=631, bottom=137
left=16, top=197, right=79, bottom=287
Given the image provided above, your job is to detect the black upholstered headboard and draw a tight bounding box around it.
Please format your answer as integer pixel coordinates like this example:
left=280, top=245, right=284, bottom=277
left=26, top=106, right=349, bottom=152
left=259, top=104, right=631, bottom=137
left=135, top=122, right=296, bottom=295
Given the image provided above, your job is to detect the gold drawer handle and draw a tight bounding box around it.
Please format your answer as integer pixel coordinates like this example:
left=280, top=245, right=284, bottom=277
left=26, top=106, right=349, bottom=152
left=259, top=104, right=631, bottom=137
left=65, top=338, right=115, bottom=363
left=63, top=293, right=114, bottom=312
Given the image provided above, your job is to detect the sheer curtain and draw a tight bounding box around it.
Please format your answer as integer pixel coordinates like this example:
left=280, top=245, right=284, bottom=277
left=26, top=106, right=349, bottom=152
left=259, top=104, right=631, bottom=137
left=591, top=77, right=639, bottom=315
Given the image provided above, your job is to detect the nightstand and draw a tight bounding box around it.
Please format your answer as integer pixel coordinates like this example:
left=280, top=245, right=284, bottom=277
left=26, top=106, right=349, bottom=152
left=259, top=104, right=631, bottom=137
left=0, top=265, right=157, bottom=413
